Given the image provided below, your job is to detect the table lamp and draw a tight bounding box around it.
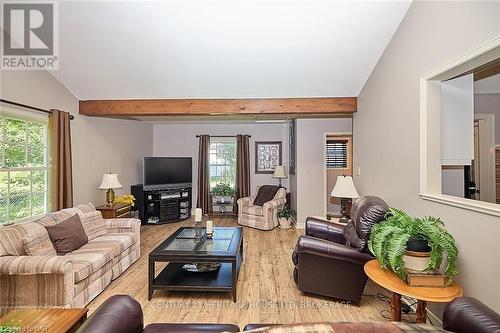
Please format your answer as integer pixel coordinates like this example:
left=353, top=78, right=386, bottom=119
left=273, top=165, right=287, bottom=187
left=99, top=173, right=122, bottom=206
left=330, top=175, right=359, bottom=224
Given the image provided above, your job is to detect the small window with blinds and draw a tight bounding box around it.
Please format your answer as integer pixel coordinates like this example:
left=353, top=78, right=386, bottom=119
left=326, top=139, right=348, bottom=169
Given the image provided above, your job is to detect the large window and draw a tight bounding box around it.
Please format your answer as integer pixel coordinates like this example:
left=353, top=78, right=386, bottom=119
left=0, top=113, right=48, bottom=224
left=209, top=138, right=236, bottom=189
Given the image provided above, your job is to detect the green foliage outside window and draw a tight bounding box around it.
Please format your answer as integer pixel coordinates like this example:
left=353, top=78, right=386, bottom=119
left=209, top=141, right=236, bottom=190
left=0, top=116, right=48, bottom=224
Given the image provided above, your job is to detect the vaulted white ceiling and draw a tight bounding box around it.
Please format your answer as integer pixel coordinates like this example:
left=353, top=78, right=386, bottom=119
left=51, top=1, right=411, bottom=100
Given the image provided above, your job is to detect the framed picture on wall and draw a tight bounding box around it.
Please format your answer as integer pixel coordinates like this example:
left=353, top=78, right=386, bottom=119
left=255, top=141, right=282, bottom=174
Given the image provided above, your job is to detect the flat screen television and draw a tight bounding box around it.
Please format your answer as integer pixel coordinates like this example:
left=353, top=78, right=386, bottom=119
left=143, top=157, right=192, bottom=190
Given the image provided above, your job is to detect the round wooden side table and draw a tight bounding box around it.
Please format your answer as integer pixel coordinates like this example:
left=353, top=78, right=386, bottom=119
left=364, top=259, right=463, bottom=323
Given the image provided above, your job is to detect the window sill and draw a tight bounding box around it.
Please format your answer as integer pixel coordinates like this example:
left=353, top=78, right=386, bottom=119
left=420, top=193, right=500, bottom=217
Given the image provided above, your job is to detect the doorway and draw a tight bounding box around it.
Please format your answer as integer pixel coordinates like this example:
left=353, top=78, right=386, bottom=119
left=324, top=134, right=352, bottom=215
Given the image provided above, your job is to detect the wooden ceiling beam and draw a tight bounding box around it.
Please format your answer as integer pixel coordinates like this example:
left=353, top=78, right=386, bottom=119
left=79, top=97, right=357, bottom=117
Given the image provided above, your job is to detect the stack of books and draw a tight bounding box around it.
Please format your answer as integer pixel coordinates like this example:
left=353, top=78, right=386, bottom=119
left=405, top=269, right=448, bottom=287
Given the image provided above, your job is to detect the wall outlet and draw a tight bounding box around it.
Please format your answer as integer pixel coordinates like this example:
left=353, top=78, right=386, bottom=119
left=357, top=167, right=361, bottom=176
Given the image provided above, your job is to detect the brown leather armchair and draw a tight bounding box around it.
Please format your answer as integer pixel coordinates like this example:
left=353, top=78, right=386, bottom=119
left=292, top=196, right=389, bottom=303
left=76, top=294, right=239, bottom=333
left=443, top=297, right=500, bottom=333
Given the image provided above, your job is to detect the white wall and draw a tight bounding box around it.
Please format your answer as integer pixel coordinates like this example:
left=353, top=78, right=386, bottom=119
left=475, top=94, right=500, bottom=145
left=153, top=122, right=289, bottom=209
left=442, top=168, right=465, bottom=198
left=475, top=73, right=500, bottom=94
left=354, top=0, right=500, bottom=314
left=295, top=118, right=352, bottom=226
left=0, top=70, right=153, bottom=206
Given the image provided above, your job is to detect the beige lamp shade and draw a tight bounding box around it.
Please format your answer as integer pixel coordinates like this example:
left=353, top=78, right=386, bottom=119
left=331, top=176, right=359, bottom=199
left=99, top=173, right=122, bottom=190
left=273, top=165, right=287, bottom=179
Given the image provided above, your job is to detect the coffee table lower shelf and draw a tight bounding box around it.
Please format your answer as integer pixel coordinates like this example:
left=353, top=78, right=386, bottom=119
left=149, top=258, right=241, bottom=302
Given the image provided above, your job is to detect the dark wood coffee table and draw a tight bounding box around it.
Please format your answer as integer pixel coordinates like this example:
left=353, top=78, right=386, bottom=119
left=148, top=226, right=243, bottom=302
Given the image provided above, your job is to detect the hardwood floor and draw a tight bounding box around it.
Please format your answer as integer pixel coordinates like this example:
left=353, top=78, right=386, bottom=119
left=87, top=217, right=392, bottom=327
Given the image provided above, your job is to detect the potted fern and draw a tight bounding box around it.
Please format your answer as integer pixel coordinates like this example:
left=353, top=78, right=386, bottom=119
left=368, top=208, right=458, bottom=285
left=277, top=205, right=295, bottom=229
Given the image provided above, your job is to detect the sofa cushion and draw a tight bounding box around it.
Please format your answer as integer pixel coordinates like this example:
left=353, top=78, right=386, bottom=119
left=22, top=223, right=56, bottom=256
left=91, top=233, right=138, bottom=252
left=242, top=205, right=263, bottom=216
left=68, top=248, right=113, bottom=282
left=74, top=260, right=114, bottom=295
left=66, top=232, right=136, bottom=282
left=0, top=221, right=50, bottom=256
left=46, top=214, right=89, bottom=255
left=75, top=203, right=108, bottom=240
left=50, top=208, right=81, bottom=223
left=49, top=204, right=108, bottom=241
left=34, top=214, right=58, bottom=227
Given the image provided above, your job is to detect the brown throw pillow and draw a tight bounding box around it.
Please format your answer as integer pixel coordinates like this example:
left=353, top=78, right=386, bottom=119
left=253, top=185, right=281, bottom=206
left=46, top=214, right=88, bottom=254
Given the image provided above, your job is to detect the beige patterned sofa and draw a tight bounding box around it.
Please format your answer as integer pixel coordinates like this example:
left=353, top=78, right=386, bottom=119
left=0, top=203, right=140, bottom=312
left=237, top=186, right=287, bottom=230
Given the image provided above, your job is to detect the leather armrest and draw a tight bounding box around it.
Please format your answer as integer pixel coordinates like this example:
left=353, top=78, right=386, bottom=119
left=297, top=235, right=373, bottom=265
left=76, top=295, right=144, bottom=333
left=144, top=323, right=240, bottom=333
left=443, top=297, right=500, bottom=333
left=305, top=217, right=346, bottom=245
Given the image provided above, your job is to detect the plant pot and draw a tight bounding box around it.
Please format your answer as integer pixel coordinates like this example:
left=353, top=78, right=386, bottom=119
left=404, top=237, right=431, bottom=271
left=278, top=217, right=293, bottom=229
left=406, top=237, right=431, bottom=252
left=403, top=251, right=431, bottom=271
left=213, top=195, right=233, bottom=204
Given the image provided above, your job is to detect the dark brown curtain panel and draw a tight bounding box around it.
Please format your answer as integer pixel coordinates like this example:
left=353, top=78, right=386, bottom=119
left=235, top=134, right=251, bottom=205
left=48, top=109, right=73, bottom=211
left=196, top=135, right=210, bottom=214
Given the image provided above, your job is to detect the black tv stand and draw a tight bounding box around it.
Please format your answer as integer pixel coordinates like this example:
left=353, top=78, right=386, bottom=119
left=142, top=186, right=192, bottom=225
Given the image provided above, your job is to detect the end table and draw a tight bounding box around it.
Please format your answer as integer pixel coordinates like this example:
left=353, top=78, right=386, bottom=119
left=0, top=308, right=88, bottom=333
left=364, top=259, right=463, bottom=323
left=96, top=203, right=132, bottom=219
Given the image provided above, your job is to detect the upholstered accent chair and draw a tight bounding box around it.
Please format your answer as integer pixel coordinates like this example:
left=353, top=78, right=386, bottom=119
left=292, top=196, right=389, bottom=303
left=237, top=186, right=287, bottom=230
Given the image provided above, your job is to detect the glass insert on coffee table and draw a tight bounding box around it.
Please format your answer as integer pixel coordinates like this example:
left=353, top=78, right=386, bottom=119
left=148, top=227, right=243, bottom=302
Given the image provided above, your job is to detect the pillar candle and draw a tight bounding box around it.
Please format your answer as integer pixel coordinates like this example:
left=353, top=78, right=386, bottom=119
left=206, top=220, right=213, bottom=234
left=194, top=208, right=202, bottom=222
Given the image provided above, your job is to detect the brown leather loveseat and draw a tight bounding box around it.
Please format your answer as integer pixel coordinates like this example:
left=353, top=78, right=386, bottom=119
left=76, top=295, right=500, bottom=333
